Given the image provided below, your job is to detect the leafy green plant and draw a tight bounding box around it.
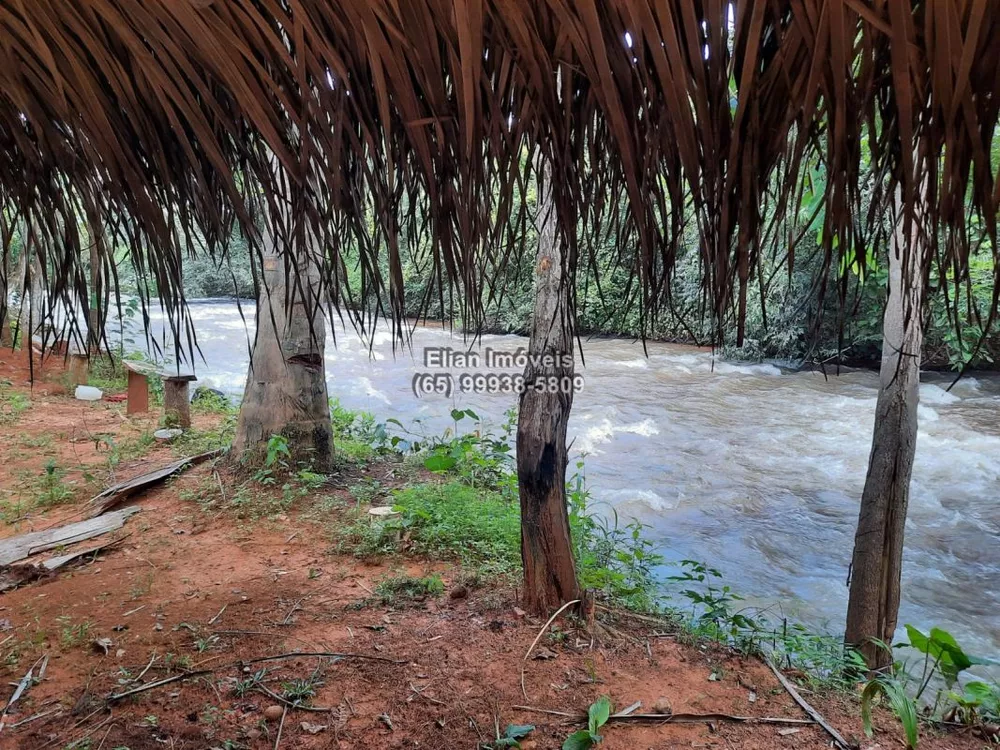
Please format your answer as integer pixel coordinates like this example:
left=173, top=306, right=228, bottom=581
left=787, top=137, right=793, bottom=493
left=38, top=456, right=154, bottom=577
left=372, top=573, right=445, bottom=606
left=946, top=681, right=1000, bottom=725
left=668, top=560, right=758, bottom=643
left=568, top=462, right=663, bottom=611
left=0, top=384, right=30, bottom=425
left=862, top=677, right=919, bottom=749
left=38, top=459, right=76, bottom=506
left=563, top=696, right=612, bottom=750
left=481, top=724, right=535, bottom=749
left=391, top=408, right=516, bottom=494
left=232, top=668, right=266, bottom=697
left=904, top=625, right=995, bottom=699
left=56, top=616, right=92, bottom=648
left=281, top=675, right=321, bottom=704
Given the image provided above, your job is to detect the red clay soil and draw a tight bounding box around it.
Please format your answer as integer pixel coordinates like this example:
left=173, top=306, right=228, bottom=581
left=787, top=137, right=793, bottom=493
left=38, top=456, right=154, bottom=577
left=0, top=352, right=987, bottom=749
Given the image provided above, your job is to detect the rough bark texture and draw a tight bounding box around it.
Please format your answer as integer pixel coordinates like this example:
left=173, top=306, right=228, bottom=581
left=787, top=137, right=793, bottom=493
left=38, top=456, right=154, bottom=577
left=88, top=232, right=105, bottom=353
left=517, top=179, right=581, bottom=615
left=233, top=246, right=333, bottom=472
left=162, top=379, right=193, bottom=429
left=0, top=250, right=9, bottom=347
left=846, top=190, right=926, bottom=671
left=16, top=252, right=43, bottom=341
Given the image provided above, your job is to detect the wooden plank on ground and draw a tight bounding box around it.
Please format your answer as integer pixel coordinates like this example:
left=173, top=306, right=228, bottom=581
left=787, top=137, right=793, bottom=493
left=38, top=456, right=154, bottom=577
left=0, top=507, right=140, bottom=566
left=87, top=449, right=222, bottom=517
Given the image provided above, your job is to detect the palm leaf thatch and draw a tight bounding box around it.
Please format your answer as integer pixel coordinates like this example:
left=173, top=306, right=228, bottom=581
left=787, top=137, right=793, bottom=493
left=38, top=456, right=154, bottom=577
left=1, top=1, right=998, bottom=360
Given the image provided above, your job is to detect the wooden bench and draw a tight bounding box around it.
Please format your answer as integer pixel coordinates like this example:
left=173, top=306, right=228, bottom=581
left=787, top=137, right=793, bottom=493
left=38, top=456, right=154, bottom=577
left=123, top=360, right=197, bottom=427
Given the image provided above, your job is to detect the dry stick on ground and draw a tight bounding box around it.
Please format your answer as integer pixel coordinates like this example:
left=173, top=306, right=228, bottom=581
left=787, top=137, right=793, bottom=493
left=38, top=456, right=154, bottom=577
left=133, top=652, right=157, bottom=684
left=280, top=599, right=303, bottom=625
left=513, top=705, right=817, bottom=726
left=240, top=651, right=408, bottom=667
left=273, top=704, right=288, bottom=750
left=107, top=652, right=409, bottom=702
left=255, top=683, right=333, bottom=713
left=521, top=599, right=581, bottom=700
left=765, top=656, right=849, bottom=750
left=208, top=604, right=227, bottom=625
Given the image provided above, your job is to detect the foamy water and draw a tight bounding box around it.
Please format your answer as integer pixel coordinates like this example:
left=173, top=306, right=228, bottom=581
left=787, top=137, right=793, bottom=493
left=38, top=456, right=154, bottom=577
left=138, top=301, right=1000, bottom=659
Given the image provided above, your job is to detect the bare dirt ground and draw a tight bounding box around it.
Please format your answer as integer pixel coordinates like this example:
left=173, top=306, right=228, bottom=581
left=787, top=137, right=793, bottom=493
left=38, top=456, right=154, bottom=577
left=0, top=350, right=986, bottom=749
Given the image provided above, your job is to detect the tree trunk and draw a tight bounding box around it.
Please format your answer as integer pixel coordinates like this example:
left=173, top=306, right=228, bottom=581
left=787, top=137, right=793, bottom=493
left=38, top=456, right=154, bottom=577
left=16, top=251, right=44, bottom=344
left=517, top=174, right=581, bottom=615
left=0, top=247, right=10, bottom=347
left=845, top=189, right=926, bottom=671
left=233, top=243, right=333, bottom=472
left=88, top=225, right=105, bottom=353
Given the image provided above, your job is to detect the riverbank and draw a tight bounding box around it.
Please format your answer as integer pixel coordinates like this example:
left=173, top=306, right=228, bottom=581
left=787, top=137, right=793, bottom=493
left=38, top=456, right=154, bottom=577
left=1, top=351, right=995, bottom=749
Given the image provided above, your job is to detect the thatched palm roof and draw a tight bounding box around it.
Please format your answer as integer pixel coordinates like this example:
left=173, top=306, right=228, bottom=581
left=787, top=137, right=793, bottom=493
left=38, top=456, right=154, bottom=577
left=1, top=1, right=998, bottom=354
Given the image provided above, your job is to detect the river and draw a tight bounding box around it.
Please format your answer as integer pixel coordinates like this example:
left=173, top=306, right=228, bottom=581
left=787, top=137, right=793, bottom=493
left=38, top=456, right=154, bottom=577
left=137, top=300, right=1000, bottom=659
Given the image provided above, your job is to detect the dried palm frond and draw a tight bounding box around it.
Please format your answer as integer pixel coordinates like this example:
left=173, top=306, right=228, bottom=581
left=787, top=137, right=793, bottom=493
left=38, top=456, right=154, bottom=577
left=0, top=1, right=997, bottom=365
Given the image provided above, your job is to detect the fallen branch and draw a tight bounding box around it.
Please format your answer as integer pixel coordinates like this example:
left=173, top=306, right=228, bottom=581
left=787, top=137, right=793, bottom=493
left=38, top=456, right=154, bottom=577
left=255, top=684, right=332, bottom=713
left=765, top=656, right=849, bottom=749
left=7, top=707, right=62, bottom=728
left=513, top=705, right=817, bottom=726
left=240, top=651, right=408, bottom=667
left=107, top=651, right=408, bottom=703
left=273, top=704, right=288, bottom=750
left=521, top=599, right=581, bottom=701
left=107, top=669, right=214, bottom=702
left=208, top=604, right=227, bottom=625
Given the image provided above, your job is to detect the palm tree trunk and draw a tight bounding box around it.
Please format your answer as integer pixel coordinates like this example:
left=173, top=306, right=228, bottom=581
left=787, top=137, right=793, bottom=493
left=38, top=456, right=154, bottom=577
left=0, top=249, right=10, bottom=347
left=845, top=188, right=926, bottom=670
left=233, top=241, right=333, bottom=472
left=16, top=250, right=44, bottom=343
left=517, top=175, right=580, bottom=615
left=88, top=225, right=105, bottom=353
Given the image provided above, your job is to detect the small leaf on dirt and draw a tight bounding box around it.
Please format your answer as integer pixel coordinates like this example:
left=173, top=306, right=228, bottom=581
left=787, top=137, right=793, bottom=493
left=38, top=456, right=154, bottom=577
left=708, top=669, right=722, bottom=681
left=504, top=724, right=534, bottom=740
left=748, top=690, right=757, bottom=703
left=777, top=728, right=802, bottom=737
left=92, top=637, right=113, bottom=655
left=562, top=729, right=595, bottom=750
left=533, top=647, right=557, bottom=660
left=378, top=713, right=394, bottom=731
left=300, top=722, right=327, bottom=735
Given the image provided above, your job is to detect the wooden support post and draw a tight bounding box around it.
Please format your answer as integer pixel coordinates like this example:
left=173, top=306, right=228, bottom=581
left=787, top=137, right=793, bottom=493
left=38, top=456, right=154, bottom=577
left=162, top=376, right=195, bottom=428
left=127, top=370, right=149, bottom=415
left=67, top=354, right=89, bottom=387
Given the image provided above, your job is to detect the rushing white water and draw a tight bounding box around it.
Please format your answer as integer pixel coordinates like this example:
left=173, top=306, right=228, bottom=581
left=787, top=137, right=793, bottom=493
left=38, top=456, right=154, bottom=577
left=141, top=301, right=1000, bottom=658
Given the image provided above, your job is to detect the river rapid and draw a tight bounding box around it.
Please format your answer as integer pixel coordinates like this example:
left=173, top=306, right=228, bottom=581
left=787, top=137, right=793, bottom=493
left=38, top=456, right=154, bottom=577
left=139, top=300, right=1000, bottom=659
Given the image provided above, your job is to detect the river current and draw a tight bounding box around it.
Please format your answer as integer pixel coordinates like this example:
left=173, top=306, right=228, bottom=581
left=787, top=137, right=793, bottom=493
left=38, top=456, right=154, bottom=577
left=139, top=300, right=1000, bottom=659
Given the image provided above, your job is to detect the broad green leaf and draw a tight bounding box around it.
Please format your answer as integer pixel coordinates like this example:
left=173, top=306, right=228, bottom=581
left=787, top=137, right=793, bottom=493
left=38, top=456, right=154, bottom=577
left=504, top=724, right=535, bottom=740
left=451, top=408, right=466, bottom=422
left=423, top=454, right=457, bottom=472
left=862, top=679, right=918, bottom=750
left=588, top=696, right=612, bottom=733
left=562, top=730, right=595, bottom=750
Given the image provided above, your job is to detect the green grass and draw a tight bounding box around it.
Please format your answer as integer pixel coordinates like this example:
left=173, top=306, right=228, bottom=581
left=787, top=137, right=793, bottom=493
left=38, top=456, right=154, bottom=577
left=372, top=573, right=445, bottom=606
left=0, top=382, right=30, bottom=425
left=171, top=414, right=236, bottom=456
left=333, top=481, right=521, bottom=576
